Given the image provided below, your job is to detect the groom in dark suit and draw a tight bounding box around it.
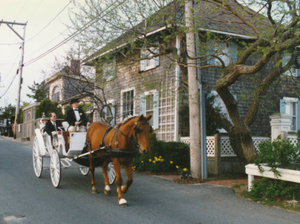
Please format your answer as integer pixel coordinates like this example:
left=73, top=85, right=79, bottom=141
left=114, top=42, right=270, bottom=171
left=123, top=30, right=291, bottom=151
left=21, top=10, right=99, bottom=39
left=45, top=112, right=63, bottom=136
left=65, top=99, right=90, bottom=132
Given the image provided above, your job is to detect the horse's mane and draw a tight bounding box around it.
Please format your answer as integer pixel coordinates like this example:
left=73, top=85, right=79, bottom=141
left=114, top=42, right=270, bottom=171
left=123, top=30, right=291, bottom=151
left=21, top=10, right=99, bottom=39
left=117, top=116, right=138, bottom=126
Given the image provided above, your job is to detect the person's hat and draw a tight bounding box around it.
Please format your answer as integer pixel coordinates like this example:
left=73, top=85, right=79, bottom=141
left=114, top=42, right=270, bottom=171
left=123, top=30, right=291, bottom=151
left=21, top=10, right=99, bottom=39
left=70, top=98, right=79, bottom=105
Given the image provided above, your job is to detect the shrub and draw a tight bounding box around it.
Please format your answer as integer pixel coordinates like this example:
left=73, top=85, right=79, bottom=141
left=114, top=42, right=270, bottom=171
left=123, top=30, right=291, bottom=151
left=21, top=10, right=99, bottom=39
left=133, top=133, right=190, bottom=174
left=249, top=131, right=300, bottom=201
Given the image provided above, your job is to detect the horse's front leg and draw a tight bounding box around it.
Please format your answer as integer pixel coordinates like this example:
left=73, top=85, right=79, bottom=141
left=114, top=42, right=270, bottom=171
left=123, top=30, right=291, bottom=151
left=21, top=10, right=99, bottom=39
left=121, top=160, right=133, bottom=193
left=113, top=159, right=127, bottom=206
left=89, top=156, right=97, bottom=194
left=101, top=160, right=111, bottom=195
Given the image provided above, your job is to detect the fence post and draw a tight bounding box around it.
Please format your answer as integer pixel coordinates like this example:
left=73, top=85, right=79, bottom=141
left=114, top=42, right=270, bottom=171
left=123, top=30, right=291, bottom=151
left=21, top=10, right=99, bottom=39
left=281, top=131, right=287, bottom=140
left=214, top=133, right=221, bottom=175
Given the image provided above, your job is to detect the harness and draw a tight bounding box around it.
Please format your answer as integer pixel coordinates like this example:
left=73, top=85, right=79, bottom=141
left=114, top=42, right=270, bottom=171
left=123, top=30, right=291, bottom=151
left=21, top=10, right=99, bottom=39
left=96, top=120, right=151, bottom=158
left=74, top=120, right=151, bottom=166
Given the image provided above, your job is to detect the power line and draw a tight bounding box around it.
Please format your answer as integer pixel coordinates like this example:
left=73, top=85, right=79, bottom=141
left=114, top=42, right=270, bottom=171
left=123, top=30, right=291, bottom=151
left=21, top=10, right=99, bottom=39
left=24, top=0, right=127, bottom=67
left=0, top=42, right=20, bottom=45
left=26, top=0, right=73, bottom=42
left=0, top=70, right=18, bottom=99
left=1, top=50, right=22, bottom=82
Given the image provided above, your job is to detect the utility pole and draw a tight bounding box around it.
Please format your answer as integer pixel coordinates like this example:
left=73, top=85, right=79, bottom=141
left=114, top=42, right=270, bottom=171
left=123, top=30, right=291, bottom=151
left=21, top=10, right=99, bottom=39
left=0, top=20, right=27, bottom=138
left=185, top=0, right=201, bottom=178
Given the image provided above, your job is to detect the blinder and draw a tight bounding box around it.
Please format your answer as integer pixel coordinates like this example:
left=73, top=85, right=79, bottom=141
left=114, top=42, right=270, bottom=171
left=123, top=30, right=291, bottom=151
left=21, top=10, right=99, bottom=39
left=133, top=121, right=153, bottom=139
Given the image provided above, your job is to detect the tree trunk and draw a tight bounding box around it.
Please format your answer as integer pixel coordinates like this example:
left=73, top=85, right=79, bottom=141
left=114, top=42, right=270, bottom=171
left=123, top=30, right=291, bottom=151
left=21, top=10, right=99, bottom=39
left=228, top=127, right=257, bottom=164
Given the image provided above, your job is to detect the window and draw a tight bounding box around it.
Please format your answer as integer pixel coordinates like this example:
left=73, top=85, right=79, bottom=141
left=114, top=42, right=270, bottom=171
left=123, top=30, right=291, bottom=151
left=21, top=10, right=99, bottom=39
left=280, top=97, right=300, bottom=131
left=103, top=58, right=116, bottom=81
left=101, top=100, right=116, bottom=125
left=140, top=42, right=160, bottom=71
left=140, top=90, right=159, bottom=129
left=207, top=39, right=237, bottom=66
left=282, top=53, right=300, bottom=77
left=52, top=86, right=60, bottom=102
left=209, top=90, right=237, bottom=133
left=146, top=94, right=154, bottom=123
left=121, top=89, right=134, bottom=120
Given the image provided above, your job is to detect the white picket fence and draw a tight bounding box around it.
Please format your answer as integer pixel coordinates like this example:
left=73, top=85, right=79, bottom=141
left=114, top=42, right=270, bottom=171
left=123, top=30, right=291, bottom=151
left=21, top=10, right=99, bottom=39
left=180, top=136, right=271, bottom=157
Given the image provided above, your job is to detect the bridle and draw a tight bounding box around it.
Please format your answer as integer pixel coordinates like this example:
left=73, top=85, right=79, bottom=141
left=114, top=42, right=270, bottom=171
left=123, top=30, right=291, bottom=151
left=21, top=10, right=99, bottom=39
left=133, top=121, right=153, bottom=140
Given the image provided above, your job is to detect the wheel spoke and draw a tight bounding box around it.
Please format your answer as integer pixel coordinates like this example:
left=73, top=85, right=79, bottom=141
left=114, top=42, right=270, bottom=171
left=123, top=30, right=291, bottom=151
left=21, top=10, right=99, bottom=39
left=50, top=150, right=61, bottom=188
left=33, top=137, right=43, bottom=178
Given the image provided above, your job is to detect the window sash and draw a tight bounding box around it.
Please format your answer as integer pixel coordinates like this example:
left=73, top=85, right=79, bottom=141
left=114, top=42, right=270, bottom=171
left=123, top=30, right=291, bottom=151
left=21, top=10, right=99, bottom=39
left=122, top=90, right=134, bottom=119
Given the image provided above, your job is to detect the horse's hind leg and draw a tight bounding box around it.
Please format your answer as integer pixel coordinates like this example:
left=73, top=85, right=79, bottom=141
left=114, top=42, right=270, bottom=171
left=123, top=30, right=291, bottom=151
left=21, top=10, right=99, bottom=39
left=89, top=156, right=98, bottom=194
left=101, top=160, right=111, bottom=195
left=121, top=161, right=133, bottom=194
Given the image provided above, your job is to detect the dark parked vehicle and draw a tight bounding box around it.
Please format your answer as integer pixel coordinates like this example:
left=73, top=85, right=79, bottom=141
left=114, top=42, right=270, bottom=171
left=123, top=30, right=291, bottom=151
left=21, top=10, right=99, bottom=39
left=0, top=119, right=12, bottom=136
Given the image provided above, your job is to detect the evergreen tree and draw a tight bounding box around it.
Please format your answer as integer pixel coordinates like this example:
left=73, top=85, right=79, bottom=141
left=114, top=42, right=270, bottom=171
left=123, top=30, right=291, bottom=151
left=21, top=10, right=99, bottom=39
left=27, top=81, right=48, bottom=102
left=35, top=99, right=63, bottom=119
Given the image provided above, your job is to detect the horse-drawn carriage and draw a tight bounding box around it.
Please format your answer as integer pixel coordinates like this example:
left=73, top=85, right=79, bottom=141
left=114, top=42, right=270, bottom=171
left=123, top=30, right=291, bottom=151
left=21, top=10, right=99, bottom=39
left=32, top=115, right=153, bottom=206
left=32, top=119, right=116, bottom=188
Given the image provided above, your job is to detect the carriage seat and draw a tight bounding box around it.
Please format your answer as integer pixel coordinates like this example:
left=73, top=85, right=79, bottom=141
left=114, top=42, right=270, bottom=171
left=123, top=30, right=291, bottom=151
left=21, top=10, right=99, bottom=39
left=57, top=131, right=70, bottom=152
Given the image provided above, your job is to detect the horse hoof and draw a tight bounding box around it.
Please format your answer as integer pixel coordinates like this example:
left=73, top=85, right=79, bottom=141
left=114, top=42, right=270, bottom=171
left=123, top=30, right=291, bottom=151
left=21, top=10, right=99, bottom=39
left=92, top=189, right=98, bottom=194
left=119, top=198, right=128, bottom=207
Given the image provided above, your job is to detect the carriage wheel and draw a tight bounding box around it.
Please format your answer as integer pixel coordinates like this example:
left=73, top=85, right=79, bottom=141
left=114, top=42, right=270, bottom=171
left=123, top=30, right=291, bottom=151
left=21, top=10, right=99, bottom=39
left=50, top=150, right=61, bottom=188
left=107, top=162, right=116, bottom=185
left=79, top=166, right=89, bottom=176
left=33, top=137, right=43, bottom=178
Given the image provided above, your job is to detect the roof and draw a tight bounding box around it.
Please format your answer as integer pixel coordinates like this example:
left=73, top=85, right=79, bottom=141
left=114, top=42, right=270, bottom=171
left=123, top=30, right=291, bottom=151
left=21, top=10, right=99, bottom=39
left=22, top=102, right=40, bottom=111
left=83, top=0, right=269, bottom=64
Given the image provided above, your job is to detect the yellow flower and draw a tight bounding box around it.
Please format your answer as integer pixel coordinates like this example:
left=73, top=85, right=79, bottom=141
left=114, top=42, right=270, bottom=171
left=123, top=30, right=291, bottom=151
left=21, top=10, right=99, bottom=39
left=170, top=161, right=173, bottom=164
left=161, top=159, right=164, bottom=162
left=183, top=168, right=188, bottom=172
left=176, top=165, right=179, bottom=169
left=153, top=160, right=156, bottom=164
left=79, top=113, right=82, bottom=116
left=132, top=166, right=136, bottom=170
left=154, top=157, right=158, bottom=161
left=149, top=159, right=152, bottom=162
left=141, top=161, right=144, bottom=163
left=159, top=156, right=162, bottom=158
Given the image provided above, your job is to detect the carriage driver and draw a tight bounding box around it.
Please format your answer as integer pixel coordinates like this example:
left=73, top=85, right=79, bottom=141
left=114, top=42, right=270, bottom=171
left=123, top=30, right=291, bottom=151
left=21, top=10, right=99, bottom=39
left=65, top=99, right=90, bottom=132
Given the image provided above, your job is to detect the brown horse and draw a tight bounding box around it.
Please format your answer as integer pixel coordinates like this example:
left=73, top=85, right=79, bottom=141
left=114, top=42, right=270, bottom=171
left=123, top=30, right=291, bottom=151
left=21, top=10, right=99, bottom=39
left=86, top=115, right=152, bottom=206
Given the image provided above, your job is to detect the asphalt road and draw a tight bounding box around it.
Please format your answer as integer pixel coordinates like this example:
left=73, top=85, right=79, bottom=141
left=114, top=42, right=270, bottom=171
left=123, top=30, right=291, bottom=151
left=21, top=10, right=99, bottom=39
left=1, top=136, right=300, bottom=224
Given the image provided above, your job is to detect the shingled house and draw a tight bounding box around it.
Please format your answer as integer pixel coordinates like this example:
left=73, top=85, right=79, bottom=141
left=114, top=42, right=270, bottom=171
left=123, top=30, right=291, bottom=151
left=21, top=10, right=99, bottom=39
left=83, top=0, right=300, bottom=144
left=47, top=59, right=94, bottom=113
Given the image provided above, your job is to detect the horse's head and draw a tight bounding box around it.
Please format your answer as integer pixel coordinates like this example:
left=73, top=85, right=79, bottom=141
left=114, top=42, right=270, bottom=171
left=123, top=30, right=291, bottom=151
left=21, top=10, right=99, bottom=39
left=134, top=115, right=153, bottom=154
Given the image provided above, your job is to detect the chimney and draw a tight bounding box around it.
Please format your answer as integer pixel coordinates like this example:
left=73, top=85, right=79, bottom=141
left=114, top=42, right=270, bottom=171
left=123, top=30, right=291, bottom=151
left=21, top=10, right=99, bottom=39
left=71, top=59, right=80, bottom=75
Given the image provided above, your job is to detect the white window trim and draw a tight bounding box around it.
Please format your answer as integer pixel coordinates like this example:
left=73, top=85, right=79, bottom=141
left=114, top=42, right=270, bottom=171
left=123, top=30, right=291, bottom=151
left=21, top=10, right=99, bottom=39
left=120, top=88, right=135, bottom=120
left=283, top=97, right=298, bottom=131
left=140, top=41, right=159, bottom=71
left=102, top=99, right=114, bottom=117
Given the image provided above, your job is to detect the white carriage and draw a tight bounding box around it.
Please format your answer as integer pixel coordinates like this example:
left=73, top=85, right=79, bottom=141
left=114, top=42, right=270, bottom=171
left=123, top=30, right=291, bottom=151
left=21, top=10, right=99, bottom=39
left=32, top=119, right=116, bottom=188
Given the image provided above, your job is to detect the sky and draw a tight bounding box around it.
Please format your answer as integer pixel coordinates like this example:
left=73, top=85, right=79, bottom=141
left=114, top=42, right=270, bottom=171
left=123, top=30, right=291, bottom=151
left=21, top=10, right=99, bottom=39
left=0, top=0, right=82, bottom=109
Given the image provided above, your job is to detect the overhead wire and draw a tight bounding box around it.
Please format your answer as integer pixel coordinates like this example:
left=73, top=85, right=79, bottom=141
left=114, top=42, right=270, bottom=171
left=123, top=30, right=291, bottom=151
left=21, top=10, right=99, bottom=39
left=0, top=70, right=18, bottom=99
left=24, top=0, right=128, bottom=67
left=1, top=49, right=22, bottom=82
left=26, top=0, right=73, bottom=42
